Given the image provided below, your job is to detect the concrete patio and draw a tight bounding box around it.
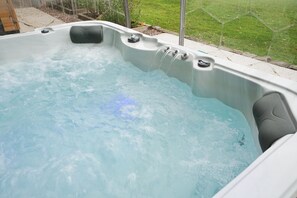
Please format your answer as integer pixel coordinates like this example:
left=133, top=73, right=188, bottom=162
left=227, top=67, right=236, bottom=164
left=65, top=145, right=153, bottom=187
left=153, top=33, right=297, bottom=82
left=14, top=7, right=297, bottom=82
left=15, top=7, right=63, bottom=32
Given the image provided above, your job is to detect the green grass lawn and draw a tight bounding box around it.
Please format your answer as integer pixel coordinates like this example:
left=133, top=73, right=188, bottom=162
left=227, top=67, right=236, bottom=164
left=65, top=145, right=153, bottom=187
left=140, top=0, right=297, bottom=65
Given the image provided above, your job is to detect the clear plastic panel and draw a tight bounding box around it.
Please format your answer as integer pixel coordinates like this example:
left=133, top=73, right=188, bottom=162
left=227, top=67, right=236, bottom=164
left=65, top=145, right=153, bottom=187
left=140, top=0, right=297, bottom=67
left=185, top=0, right=297, bottom=66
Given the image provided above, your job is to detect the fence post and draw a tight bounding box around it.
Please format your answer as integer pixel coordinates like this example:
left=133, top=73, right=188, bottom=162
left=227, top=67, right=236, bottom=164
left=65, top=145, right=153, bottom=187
left=71, top=0, right=75, bottom=14
left=60, top=0, right=65, bottom=13
left=179, top=0, right=186, bottom=46
left=123, top=0, right=131, bottom=28
left=74, top=0, right=78, bottom=14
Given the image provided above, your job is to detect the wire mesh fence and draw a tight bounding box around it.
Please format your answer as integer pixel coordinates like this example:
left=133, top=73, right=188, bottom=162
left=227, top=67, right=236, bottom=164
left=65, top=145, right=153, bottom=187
left=12, top=0, right=46, bottom=8
left=12, top=0, right=139, bottom=27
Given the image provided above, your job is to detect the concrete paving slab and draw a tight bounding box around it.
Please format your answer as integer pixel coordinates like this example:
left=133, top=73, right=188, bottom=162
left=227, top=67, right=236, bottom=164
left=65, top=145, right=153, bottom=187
left=153, top=33, right=297, bottom=82
left=154, top=33, right=218, bottom=53
left=246, top=62, right=277, bottom=75
left=15, top=7, right=64, bottom=33
left=249, top=62, right=297, bottom=80
left=206, top=49, right=238, bottom=61
left=227, top=53, right=261, bottom=66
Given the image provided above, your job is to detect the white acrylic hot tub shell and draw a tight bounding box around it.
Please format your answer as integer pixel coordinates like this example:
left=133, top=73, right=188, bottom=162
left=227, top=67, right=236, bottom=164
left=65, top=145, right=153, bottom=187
left=0, top=21, right=297, bottom=198
left=214, top=134, right=297, bottom=198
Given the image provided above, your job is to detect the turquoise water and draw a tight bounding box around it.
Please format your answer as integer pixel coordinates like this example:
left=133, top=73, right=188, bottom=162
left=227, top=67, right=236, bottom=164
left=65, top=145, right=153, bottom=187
left=0, top=46, right=259, bottom=198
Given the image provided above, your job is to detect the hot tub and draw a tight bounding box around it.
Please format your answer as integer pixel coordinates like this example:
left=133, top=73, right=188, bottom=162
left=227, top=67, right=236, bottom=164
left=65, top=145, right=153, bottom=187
left=0, top=21, right=297, bottom=198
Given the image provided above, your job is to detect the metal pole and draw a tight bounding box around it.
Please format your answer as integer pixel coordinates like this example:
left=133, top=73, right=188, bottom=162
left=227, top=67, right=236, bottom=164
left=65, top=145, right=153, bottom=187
left=123, top=0, right=131, bottom=28
left=179, top=0, right=186, bottom=46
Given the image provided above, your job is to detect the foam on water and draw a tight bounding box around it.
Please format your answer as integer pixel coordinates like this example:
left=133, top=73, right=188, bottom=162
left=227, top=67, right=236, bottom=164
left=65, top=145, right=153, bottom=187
left=0, top=46, right=259, bottom=197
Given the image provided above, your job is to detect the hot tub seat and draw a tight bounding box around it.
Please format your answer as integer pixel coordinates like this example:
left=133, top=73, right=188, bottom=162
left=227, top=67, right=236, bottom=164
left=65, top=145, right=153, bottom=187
left=70, top=25, right=103, bottom=44
left=253, top=92, right=297, bottom=151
